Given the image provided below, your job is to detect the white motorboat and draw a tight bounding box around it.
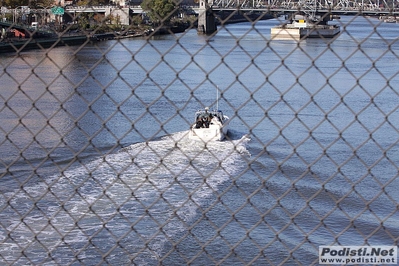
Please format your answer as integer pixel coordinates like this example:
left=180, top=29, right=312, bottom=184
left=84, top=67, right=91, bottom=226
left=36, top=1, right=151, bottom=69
left=188, top=107, right=229, bottom=141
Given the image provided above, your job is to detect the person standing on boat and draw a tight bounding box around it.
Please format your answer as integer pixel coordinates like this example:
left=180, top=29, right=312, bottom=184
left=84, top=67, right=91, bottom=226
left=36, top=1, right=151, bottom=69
left=200, top=107, right=211, bottom=128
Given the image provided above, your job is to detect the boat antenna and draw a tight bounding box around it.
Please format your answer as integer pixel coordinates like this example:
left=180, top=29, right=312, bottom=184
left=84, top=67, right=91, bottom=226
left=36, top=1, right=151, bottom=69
left=216, top=86, right=219, bottom=111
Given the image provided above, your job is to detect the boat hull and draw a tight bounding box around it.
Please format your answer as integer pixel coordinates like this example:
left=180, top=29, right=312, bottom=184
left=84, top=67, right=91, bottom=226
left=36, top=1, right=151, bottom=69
left=271, top=25, right=340, bottom=39
left=189, top=124, right=228, bottom=141
left=189, top=110, right=229, bottom=141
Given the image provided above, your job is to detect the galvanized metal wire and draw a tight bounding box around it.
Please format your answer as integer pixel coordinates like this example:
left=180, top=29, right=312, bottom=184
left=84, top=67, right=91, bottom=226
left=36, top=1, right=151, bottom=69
left=1, top=6, right=399, bottom=265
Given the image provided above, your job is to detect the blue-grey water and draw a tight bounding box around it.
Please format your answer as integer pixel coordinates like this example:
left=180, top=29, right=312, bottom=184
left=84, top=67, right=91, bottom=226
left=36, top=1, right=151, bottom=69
left=0, top=16, right=399, bottom=265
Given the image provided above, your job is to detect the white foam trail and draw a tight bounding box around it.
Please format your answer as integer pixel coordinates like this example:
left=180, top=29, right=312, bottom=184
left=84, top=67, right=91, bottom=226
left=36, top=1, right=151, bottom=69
left=0, top=131, right=251, bottom=264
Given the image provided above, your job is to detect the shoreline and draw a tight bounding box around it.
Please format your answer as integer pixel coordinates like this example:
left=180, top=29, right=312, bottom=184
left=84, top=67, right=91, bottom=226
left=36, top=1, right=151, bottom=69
left=0, top=30, right=151, bottom=53
left=0, top=26, right=184, bottom=53
left=0, top=15, right=272, bottom=54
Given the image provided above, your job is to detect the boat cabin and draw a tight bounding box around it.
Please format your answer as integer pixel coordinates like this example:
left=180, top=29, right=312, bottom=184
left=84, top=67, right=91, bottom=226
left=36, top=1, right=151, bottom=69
left=194, top=109, right=224, bottom=129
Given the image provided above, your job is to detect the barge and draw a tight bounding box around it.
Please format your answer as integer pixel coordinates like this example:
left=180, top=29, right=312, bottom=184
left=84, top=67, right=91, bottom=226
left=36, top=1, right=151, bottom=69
left=271, top=15, right=340, bottom=40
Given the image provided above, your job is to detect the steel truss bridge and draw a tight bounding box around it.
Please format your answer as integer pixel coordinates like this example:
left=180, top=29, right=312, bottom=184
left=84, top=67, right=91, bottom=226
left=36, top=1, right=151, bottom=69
left=209, top=0, right=398, bottom=11
left=201, top=0, right=399, bottom=27
left=2, top=0, right=399, bottom=21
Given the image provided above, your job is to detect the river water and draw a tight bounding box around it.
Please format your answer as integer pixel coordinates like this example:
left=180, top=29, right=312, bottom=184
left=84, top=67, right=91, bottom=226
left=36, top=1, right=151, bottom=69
left=0, top=15, right=399, bottom=265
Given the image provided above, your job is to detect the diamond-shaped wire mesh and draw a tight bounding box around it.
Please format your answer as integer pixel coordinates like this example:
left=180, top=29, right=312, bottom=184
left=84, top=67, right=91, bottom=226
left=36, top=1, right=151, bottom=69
left=0, top=3, right=399, bottom=265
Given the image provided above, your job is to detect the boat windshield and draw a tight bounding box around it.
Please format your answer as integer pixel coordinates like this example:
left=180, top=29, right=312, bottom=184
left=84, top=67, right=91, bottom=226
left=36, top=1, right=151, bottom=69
left=194, top=110, right=223, bottom=121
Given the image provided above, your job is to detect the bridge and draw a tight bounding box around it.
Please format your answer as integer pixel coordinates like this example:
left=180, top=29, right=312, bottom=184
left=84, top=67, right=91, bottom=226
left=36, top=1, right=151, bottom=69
left=64, top=5, right=144, bottom=14
left=1, top=0, right=397, bottom=17
left=2, top=3, right=398, bottom=19
left=203, top=0, right=399, bottom=12
left=210, top=6, right=399, bottom=16
left=195, top=0, right=399, bottom=33
left=63, top=2, right=399, bottom=34
left=2, top=2, right=398, bottom=36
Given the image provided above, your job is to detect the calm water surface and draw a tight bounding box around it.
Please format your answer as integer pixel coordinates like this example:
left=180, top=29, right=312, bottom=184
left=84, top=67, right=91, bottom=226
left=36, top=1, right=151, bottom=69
left=0, top=16, right=399, bottom=265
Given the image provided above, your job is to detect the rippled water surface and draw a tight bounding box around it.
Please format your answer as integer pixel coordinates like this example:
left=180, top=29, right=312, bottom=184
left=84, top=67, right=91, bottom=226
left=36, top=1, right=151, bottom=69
left=0, top=16, right=398, bottom=265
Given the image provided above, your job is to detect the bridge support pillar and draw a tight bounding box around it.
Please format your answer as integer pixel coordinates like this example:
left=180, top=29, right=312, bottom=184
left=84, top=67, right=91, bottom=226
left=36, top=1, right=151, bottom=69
left=197, top=0, right=216, bottom=34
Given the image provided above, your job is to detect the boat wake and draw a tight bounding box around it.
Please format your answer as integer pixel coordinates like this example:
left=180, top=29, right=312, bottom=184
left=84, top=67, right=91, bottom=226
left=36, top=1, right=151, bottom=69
left=0, top=130, right=251, bottom=265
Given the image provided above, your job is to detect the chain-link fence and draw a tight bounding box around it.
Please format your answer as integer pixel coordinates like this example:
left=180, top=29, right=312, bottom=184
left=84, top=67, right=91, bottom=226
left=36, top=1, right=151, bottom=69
left=1, top=5, right=399, bottom=265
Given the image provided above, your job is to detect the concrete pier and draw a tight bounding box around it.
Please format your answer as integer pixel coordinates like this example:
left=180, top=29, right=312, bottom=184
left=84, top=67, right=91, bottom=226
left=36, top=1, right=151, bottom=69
left=197, top=0, right=217, bottom=34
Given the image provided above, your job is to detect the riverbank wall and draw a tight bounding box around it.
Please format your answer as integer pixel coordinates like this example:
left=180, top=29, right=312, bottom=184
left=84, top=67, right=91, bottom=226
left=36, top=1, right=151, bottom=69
left=0, top=35, right=90, bottom=53
left=0, top=32, right=149, bottom=53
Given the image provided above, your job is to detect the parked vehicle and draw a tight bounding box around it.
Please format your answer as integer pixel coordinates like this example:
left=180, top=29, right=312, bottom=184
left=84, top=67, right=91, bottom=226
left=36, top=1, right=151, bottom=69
left=31, top=22, right=38, bottom=30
